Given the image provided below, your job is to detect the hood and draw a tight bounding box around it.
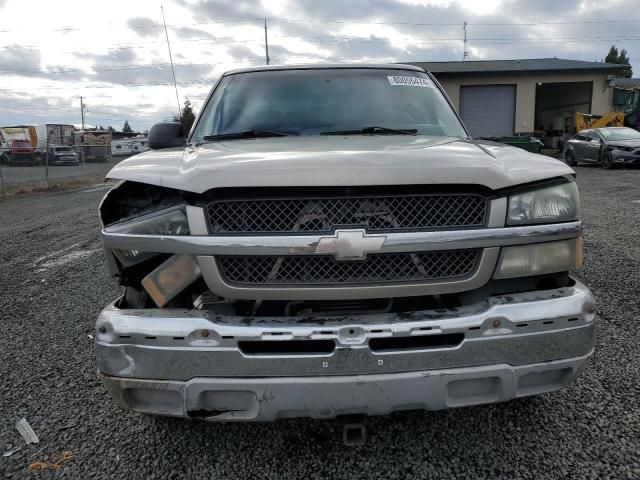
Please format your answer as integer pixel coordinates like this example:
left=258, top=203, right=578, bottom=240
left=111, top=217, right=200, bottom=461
left=106, top=135, right=573, bottom=193
left=608, top=139, right=640, bottom=148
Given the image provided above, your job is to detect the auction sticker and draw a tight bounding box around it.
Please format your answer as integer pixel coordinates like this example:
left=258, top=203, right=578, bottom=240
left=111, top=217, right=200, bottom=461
left=387, top=75, right=434, bottom=88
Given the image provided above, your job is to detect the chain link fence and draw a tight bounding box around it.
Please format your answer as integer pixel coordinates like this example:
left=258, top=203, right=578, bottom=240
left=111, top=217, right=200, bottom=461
left=0, top=144, right=128, bottom=198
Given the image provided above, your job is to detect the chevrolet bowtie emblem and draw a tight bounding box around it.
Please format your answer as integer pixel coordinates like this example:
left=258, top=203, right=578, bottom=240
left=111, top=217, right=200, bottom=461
left=314, top=229, right=387, bottom=261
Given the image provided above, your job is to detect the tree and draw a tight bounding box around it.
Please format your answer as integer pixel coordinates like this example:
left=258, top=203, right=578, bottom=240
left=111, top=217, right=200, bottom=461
left=107, top=126, right=116, bottom=133
left=122, top=120, right=133, bottom=133
left=605, top=45, right=632, bottom=78
left=173, top=99, right=196, bottom=133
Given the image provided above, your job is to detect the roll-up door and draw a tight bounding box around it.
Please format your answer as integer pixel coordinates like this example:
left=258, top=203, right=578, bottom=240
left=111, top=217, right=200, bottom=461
left=460, top=84, right=516, bottom=138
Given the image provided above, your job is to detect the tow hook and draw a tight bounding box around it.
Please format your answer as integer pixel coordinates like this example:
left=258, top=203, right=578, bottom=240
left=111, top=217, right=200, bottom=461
left=341, top=415, right=367, bottom=446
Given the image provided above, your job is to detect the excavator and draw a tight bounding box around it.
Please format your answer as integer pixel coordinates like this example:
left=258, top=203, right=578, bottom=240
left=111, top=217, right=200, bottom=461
left=575, top=81, right=640, bottom=132
left=574, top=111, right=624, bottom=131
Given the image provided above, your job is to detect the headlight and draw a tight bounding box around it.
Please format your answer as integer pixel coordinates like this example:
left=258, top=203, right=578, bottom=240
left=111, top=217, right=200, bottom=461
left=507, top=182, right=579, bottom=225
left=104, top=206, right=189, bottom=266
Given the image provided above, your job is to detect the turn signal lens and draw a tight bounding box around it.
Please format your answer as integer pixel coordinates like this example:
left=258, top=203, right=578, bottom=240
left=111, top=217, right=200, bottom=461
left=141, top=254, right=201, bottom=307
left=494, top=239, right=580, bottom=279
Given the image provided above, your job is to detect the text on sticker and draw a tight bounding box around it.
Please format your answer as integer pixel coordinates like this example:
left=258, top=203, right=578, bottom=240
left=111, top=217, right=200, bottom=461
left=387, top=76, right=434, bottom=88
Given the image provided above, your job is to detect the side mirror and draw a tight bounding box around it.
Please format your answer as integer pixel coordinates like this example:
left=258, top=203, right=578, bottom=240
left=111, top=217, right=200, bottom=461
left=148, top=122, right=185, bottom=150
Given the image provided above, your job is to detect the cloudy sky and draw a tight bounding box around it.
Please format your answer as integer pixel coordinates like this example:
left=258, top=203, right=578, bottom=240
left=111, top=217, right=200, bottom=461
left=0, top=0, right=637, bottom=131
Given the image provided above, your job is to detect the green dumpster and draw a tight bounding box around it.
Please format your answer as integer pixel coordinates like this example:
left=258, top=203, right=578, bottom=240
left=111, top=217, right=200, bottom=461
left=483, top=136, right=544, bottom=153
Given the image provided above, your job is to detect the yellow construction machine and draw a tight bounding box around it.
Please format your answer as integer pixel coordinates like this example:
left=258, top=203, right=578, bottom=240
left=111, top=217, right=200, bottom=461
left=575, top=111, right=624, bottom=131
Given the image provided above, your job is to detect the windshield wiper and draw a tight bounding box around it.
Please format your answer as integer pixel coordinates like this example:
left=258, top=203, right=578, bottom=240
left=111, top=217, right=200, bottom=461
left=203, top=130, right=297, bottom=141
left=321, top=126, right=417, bottom=136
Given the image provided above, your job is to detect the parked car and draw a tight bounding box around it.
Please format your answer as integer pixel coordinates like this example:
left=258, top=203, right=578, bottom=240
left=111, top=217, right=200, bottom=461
left=96, top=64, right=594, bottom=428
left=563, top=126, right=640, bottom=168
left=49, top=146, right=79, bottom=166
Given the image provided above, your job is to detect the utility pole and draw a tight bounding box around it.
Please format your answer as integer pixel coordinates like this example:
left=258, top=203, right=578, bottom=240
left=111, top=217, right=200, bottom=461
left=463, top=21, right=468, bottom=61
left=162, top=5, right=181, bottom=120
left=80, top=96, right=86, bottom=130
left=264, top=18, right=270, bottom=65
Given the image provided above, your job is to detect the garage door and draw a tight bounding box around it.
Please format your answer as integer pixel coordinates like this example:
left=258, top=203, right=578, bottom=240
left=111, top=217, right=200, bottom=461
left=460, top=85, right=516, bottom=138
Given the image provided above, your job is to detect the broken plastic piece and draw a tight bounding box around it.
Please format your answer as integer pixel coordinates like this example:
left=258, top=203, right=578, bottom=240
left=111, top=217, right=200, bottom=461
left=2, top=446, right=23, bottom=457
left=15, top=418, right=38, bottom=444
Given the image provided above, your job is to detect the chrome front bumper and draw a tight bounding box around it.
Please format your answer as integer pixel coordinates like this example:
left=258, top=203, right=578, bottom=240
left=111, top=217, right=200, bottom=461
left=96, top=279, right=596, bottom=420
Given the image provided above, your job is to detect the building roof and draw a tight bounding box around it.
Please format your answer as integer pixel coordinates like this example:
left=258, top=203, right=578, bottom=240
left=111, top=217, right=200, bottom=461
left=611, top=78, right=640, bottom=89
left=411, top=58, right=629, bottom=75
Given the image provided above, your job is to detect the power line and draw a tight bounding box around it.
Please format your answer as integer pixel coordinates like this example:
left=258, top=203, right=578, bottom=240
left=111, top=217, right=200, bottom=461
left=0, top=59, right=265, bottom=75
left=0, top=36, right=261, bottom=53
left=9, top=32, right=640, bottom=55
left=0, top=78, right=220, bottom=91
left=0, top=17, right=640, bottom=33
left=4, top=16, right=640, bottom=35
left=5, top=29, right=640, bottom=56
left=0, top=103, right=177, bottom=118
left=0, top=18, right=265, bottom=33
left=85, top=117, right=159, bottom=124
left=270, top=17, right=640, bottom=26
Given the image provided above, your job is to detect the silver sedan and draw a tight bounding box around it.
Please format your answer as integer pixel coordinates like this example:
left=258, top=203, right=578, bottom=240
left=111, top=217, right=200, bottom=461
left=563, top=127, right=640, bottom=169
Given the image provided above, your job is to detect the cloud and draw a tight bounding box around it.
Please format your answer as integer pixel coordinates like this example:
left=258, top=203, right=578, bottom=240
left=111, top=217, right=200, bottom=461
left=0, top=0, right=638, bottom=130
left=127, top=16, right=163, bottom=38
left=76, top=48, right=138, bottom=65
left=93, top=63, right=215, bottom=86
left=172, top=26, right=216, bottom=40
left=0, top=46, right=42, bottom=73
left=175, top=0, right=267, bottom=20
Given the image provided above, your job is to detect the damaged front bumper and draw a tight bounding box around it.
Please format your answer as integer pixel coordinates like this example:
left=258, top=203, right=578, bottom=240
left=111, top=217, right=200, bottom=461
left=96, top=279, right=596, bottom=421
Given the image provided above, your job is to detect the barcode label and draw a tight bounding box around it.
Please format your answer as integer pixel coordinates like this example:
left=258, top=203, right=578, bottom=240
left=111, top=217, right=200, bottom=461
left=387, top=76, right=434, bottom=88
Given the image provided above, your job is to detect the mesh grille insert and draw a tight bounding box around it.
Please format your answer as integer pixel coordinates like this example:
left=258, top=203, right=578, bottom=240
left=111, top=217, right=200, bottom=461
left=208, top=194, right=487, bottom=234
left=217, top=249, right=480, bottom=286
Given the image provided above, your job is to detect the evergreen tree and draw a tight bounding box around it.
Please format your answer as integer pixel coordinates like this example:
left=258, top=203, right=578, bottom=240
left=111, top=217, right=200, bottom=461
left=173, top=99, right=196, bottom=133
left=605, top=45, right=632, bottom=77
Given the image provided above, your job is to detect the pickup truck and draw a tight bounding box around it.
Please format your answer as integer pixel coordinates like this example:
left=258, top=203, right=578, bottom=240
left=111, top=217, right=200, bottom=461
left=96, top=64, right=595, bottom=423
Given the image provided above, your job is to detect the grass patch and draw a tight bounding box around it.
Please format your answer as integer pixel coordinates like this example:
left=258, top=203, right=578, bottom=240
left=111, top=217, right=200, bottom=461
left=0, top=174, right=109, bottom=199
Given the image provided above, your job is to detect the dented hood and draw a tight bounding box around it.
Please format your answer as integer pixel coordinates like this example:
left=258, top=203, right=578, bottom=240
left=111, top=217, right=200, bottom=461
left=106, top=135, right=573, bottom=192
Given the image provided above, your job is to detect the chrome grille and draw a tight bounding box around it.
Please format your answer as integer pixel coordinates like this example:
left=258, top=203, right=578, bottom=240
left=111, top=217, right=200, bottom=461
left=207, top=194, right=487, bottom=234
left=217, top=250, right=480, bottom=286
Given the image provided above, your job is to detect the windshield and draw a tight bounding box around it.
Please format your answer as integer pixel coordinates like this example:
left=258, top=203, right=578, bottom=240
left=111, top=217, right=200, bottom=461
left=599, top=127, right=640, bottom=141
left=191, top=68, right=468, bottom=142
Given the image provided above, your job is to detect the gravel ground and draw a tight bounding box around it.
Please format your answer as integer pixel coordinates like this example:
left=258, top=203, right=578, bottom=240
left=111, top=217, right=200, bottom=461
left=1, top=166, right=639, bottom=479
